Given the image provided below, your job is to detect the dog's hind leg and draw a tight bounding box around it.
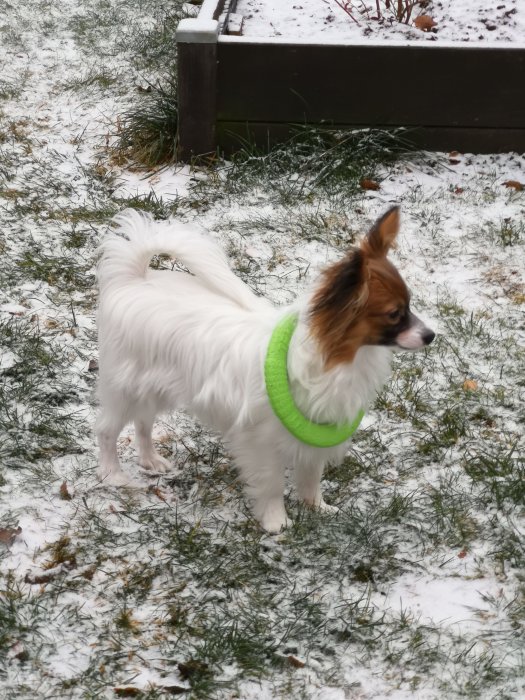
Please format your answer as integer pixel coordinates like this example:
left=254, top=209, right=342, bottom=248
left=96, top=405, right=139, bottom=487
left=134, top=407, right=171, bottom=473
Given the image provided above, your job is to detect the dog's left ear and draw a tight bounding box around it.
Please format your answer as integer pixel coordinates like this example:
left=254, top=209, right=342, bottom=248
left=362, top=206, right=400, bottom=258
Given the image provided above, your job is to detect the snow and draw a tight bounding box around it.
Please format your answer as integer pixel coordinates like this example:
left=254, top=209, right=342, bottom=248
left=235, top=0, right=525, bottom=43
left=113, top=166, right=198, bottom=202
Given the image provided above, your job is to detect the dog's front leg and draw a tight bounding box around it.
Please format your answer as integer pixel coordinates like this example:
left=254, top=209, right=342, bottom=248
left=295, top=460, right=339, bottom=515
left=230, top=435, right=290, bottom=533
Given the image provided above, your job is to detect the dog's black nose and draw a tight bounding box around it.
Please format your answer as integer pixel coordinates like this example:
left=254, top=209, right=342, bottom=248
left=423, top=330, right=436, bottom=345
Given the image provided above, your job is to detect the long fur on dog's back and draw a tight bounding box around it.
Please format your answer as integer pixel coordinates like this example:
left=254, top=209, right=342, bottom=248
left=98, top=209, right=265, bottom=312
left=97, top=209, right=279, bottom=441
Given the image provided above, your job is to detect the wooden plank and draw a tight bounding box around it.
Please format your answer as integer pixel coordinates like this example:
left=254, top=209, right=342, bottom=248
left=216, top=42, right=525, bottom=129
left=226, top=13, right=244, bottom=36
left=217, top=121, right=525, bottom=155
left=177, top=20, right=219, bottom=159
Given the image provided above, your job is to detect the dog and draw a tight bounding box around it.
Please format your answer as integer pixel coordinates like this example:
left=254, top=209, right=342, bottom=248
left=96, top=206, right=434, bottom=532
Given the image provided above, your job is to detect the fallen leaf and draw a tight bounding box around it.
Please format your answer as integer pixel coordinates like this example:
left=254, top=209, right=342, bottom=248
left=148, top=485, right=168, bottom=502
left=178, top=660, right=209, bottom=680
left=288, top=654, right=306, bottom=668
left=114, top=689, right=140, bottom=698
left=25, top=566, right=64, bottom=584
left=158, top=686, right=187, bottom=695
left=8, top=641, right=29, bottom=662
left=458, top=549, right=468, bottom=559
left=454, top=187, right=464, bottom=195
left=502, top=180, right=524, bottom=191
left=414, top=15, right=437, bottom=32
left=462, top=379, right=478, bottom=392
left=0, top=526, right=22, bottom=546
left=59, top=481, right=72, bottom=500
left=114, top=685, right=186, bottom=697
left=360, top=178, right=380, bottom=191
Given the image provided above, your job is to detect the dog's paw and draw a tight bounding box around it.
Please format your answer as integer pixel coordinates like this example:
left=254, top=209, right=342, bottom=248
left=97, top=469, right=143, bottom=488
left=260, top=514, right=292, bottom=534
left=139, top=453, right=171, bottom=474
left=315, top=499, right=339, bottom=516
left=257, top=501, right=292, bottom=534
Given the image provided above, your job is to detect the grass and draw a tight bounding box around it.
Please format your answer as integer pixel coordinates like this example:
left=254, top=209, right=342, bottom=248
left=116, top=81, right=179, bottom=169
left=0, top=318, right=87, bottom=467
left=0, top=0, right=524, bottom=698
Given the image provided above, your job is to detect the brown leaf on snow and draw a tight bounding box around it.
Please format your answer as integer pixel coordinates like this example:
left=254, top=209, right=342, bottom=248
left=114, top=685, right=186, bottom=697
left=178, top=660, right=209, bottom=680
left=148, top=485, right=168, bottom=502
left=414, top=15, right=437, bottom=32
left=360, top=178, right=380, bottom=191
left=462, top=379, right=478, bottom=392
left=287, top=654, right=306, bottom=668
left=502, top=180, right=524, bottom=191
left=25, top=566, right=65, bottom=585
left=0, top=525, right=22, bottom=546
left=458, top=549, right=468, bottom=559
left=59, top=481, right=72, bottom=500
left=158, top=686, right=187, bottom=695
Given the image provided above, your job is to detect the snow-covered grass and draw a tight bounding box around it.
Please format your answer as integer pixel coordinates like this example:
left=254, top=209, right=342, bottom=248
left=1, top=1, right=524, bottom=699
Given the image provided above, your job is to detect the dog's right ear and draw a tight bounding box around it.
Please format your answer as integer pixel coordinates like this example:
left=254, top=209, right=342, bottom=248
left=311, top=249, right=368, bottom=317
left=309, top=249, right=369, bottom=351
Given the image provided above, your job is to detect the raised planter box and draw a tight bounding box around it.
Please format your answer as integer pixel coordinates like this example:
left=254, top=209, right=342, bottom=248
left=176, top=0, right=525, bottom=158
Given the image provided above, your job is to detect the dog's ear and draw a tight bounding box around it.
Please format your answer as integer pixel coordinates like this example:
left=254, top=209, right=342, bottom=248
left=309, top=249, right=369, bottom=350
left=311, top=249, right=368, bottom=320
left=362, top=206, right=400, bottom=258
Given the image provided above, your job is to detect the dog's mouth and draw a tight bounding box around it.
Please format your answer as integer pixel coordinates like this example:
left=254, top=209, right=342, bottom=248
left=394, top=317, right=435, bottom=351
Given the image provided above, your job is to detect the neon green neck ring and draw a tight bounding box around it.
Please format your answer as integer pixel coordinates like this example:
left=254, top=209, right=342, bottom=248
left=264, top=314, right=364, bottom=448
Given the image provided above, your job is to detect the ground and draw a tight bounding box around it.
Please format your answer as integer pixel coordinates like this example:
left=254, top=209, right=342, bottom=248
left=0, top=1, right=524, bottom=699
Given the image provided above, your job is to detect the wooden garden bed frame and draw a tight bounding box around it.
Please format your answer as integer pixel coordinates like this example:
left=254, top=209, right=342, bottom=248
left=176, top=0, right=525, bottom=158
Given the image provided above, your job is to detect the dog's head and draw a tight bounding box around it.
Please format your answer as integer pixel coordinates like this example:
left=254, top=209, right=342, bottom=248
left=310, top=206, right=435, bottom=368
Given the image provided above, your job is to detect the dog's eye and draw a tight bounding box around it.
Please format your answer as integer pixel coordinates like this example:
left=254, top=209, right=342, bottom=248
left=387, top=309, right=401, bottom=322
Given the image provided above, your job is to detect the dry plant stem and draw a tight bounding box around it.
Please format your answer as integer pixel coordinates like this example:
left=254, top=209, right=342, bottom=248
left=402, top=0, right=415, bottom=23
left=330, top=0, right=418, bottom=25
left=331, top=0, right=360, bottom=25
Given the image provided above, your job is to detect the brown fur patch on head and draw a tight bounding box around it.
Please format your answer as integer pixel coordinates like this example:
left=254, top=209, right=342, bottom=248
left=309, top=249, right=369, bottom=367
left=309, top=206, right=410, bottom=369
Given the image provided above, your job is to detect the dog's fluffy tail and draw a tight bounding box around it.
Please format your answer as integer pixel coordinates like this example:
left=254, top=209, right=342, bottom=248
left=98, top=209, right=265, bottom=311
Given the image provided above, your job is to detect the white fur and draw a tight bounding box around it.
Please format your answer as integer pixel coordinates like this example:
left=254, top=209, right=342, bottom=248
left=396, top=318, right=433, bottom=350
left=96, top=210, right=393, bottom=532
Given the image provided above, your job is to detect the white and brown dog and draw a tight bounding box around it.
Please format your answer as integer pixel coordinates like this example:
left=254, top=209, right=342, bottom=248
left=96, top=207, right=434, bottom=532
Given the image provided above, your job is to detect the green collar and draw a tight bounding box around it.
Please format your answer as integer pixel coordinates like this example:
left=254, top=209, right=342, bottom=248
left=264, top=314, right=364, bottom=448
